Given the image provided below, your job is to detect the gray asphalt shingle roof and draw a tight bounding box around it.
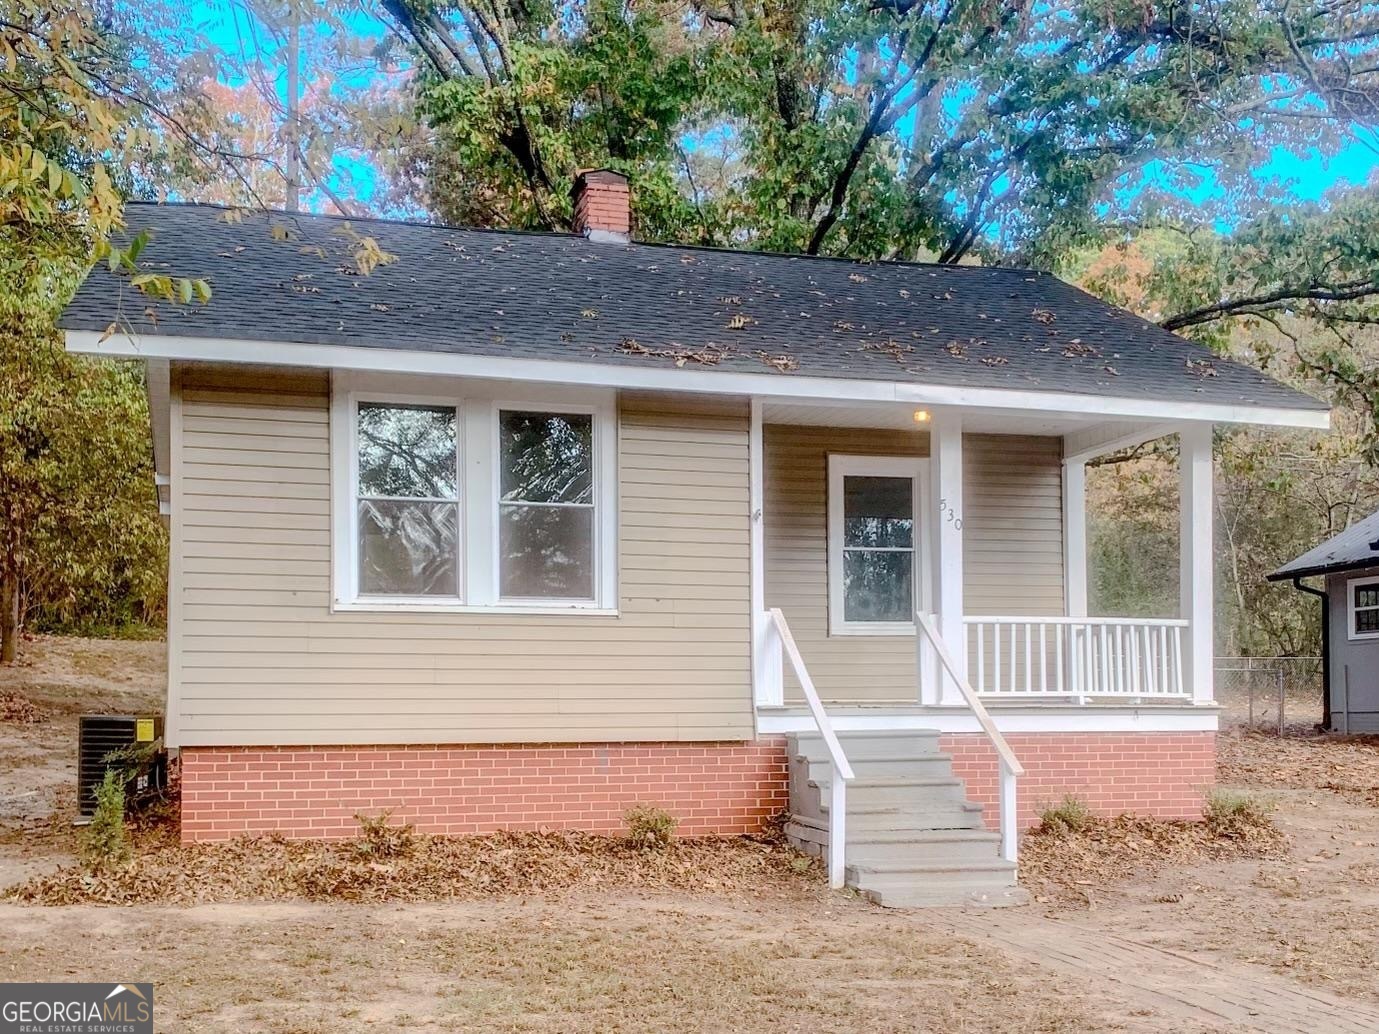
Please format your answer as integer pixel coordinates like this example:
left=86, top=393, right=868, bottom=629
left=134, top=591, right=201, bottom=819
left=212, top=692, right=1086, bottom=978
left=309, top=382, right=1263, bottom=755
left=59, top=203, right=1325, bottom=414
left=1270, top=511, right=1379, bottom=580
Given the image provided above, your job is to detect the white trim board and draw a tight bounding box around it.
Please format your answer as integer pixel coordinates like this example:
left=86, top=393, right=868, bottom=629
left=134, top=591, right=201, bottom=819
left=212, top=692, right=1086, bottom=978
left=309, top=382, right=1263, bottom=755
left=67, top=330, right=1330, bottom=429
left=755, top=708, right=1219, bottom=735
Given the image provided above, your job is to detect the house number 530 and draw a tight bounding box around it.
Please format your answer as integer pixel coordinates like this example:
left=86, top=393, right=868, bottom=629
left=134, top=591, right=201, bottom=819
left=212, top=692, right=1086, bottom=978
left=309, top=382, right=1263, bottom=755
left=938, top=497, right=963, bottom=531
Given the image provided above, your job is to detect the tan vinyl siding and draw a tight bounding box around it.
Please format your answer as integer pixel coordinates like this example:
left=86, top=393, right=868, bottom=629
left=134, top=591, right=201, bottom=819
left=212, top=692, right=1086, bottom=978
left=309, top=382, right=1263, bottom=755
left=763, top=425, right=1064, bottom=703
left=172, top=368, right=753, bottom=746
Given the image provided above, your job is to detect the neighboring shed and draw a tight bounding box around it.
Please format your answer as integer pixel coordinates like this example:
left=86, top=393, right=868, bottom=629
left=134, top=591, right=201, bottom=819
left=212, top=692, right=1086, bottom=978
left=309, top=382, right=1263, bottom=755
left=1270, top=511, right=1379, bottom=732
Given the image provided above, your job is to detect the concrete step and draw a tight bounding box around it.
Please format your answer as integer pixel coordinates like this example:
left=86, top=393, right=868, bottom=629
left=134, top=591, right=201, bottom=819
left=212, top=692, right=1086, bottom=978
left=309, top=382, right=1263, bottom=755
left=859, top=883, right=1030, bottom=909
left=816, top=805, right=987, bottom=832
left=811, top=776, right=975, bottom=809
left=790, top=730, right=942, bottom=761
left=847, top=859, right=1025, bottom=909
left=845, top=828, right=1003, bottom=865
left=799, top=754, right=955, bottom=781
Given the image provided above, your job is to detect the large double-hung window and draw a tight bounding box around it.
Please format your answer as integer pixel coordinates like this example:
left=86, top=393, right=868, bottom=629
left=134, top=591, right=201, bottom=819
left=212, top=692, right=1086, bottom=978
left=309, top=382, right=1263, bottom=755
left=333, top=376, right=615, bottom=612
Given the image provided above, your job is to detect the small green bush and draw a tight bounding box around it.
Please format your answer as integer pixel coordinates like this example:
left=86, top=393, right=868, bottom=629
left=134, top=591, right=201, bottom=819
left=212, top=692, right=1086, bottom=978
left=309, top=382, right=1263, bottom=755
left=623, top=805, right=678, bottom=849
left=1203, top=789, right=1274, bottom=837
left=1037, top=794, right=1095, bottom=834
left=354, top=810, right=416, bottom=858
left=83, top=770, right=131, bottom=869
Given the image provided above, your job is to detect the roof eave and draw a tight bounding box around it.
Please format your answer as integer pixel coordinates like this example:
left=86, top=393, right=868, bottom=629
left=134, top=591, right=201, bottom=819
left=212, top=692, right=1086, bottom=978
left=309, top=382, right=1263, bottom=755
left=64, top=328, right=1332, bottom=431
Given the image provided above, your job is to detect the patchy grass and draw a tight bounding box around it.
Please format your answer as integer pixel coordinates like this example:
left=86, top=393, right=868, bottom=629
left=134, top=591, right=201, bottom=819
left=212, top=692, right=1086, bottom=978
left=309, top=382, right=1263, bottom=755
left=0, top=894, right=1129, bottom=1034
left=1036, top=795, right=1095, bottom=834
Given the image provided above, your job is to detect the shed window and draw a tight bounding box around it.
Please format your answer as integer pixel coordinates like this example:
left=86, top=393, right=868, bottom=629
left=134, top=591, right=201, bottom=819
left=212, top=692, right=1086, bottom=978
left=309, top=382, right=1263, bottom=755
left=1352, top=578, right=1379, bottom=638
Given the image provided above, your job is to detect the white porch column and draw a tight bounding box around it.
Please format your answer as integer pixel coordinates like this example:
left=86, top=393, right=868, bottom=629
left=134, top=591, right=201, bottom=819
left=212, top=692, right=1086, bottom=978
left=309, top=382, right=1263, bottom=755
left=928, top=413, right=966, bottom=705
left=1179, top=424, right=1215, bottom=705
left=1062, top=459, right=1087, bottom=618
left=749, top=398, right=782, bottom=706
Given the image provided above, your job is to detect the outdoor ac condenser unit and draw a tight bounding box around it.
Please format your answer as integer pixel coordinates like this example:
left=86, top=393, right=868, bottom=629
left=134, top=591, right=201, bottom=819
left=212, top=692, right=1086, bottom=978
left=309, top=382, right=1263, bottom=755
left=76, top=715, right=167, bottom=823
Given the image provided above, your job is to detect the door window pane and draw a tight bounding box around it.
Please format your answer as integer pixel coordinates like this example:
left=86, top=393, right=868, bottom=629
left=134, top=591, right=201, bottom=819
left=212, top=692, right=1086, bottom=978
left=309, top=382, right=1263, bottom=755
left=843, top=550, right=913, bottom=623
left=844, top=476, right=914, bottom=548
left=498, top=409, right=597, bottom=600
left=840, top=472, right=915, bottom=624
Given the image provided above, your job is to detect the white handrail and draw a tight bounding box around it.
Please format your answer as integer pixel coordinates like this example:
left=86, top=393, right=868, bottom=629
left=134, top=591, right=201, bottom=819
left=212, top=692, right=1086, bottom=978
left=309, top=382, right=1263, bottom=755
left=916, top=610, right=1025, bottom=863
left=768, top=608, right=853, bottom=888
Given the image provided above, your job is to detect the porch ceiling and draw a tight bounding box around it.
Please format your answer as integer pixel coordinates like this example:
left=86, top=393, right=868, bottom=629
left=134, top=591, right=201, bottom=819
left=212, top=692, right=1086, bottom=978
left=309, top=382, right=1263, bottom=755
left=761, top=399, right=1160, bottom=438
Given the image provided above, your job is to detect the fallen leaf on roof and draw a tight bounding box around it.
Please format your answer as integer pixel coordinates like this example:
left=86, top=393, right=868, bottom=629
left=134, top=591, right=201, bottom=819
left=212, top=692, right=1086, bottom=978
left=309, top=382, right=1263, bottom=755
left=945, top=341, right=968, bottom=359
left=581, top=309, right=599, bottom=319
left=1104, top=364, right=1120, bottom=376
left=1186, top=358, right=1218, bottom=378
left=755, top=351, right=799, bottom=372
left=371, top=303, right=391, bottom=313
left=617, top=338, right=730, bottom=367
left=1032, top=307, right=1055, bottom=324
left=726, top=313, right=754, bottom=330
left=862, top=339, right=912, bottom=361
left=980, top=356, right=1010, bottom=367
left=1063, top=340, right=1101, bottom=359
left=848, top=273, right=867, bottom=283
left=899, top=289, right=911, bottom=299
left=718, top=295, right=742, bottom=305
left=834, top=320, right=855, bottom=332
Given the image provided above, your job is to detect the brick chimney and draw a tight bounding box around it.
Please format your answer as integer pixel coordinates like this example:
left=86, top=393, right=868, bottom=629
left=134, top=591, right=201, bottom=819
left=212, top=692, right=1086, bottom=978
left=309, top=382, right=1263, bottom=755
left=571, top=169, right=630, bottom=243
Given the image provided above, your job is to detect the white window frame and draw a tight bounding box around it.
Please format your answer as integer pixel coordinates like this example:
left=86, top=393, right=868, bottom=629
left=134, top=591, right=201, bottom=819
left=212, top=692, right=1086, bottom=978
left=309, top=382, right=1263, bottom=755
left=330, top=371, right=618, bottom=615
left=827, top=454, right=930, bottom=637
left=1348, top=575, right=1379, bottom=641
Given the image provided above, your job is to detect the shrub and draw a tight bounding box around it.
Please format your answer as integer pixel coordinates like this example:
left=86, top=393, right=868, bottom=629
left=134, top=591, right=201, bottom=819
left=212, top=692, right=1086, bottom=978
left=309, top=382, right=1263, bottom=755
left=83, top=770, right=131, bottom=869
left=623, top=805, right=678, bottom=849
left=1037, top=794, right=1095, bottom=834
left=1203, top=789, right=1274, bottom=838
left=354, top=811, right=416, bottom=858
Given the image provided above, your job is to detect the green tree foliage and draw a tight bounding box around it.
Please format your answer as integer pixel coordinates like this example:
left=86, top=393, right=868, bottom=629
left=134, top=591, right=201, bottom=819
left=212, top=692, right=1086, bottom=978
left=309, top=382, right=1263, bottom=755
left=0, top=0, right=211, bottom=661
left=382, top=0, right=1379, bottom=262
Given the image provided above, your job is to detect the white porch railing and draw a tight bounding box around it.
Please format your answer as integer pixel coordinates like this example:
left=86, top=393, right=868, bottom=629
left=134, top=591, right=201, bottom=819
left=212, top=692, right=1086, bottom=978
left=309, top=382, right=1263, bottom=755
left=916, top=611, right=1024, bottom=862
left=766, top=608, right=855, bottom=888
left=964, top=616, right=1190, bottom=701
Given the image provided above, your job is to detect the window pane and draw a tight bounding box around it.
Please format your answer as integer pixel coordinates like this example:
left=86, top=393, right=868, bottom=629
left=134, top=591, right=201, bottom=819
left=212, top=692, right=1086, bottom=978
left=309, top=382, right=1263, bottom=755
left=1357, top=586, right=1379, bottom=610
left=500, top=411, right=594, bottom=504
left=1358, top=607, right=1379, bottom=634
left=843, top=550, right=912, bottom=623
left=499, top=504, right=594, bottom=599
left=844, top=476, right=913, bottom=548
left=358, top=403, right=457, bottom=499
left=358, top=500, right=458, bottom=596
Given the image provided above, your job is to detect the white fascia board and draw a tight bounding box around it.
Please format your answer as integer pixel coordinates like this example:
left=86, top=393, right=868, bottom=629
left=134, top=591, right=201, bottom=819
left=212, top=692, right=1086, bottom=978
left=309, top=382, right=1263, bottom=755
left=755, top=707, right=1219, bottom=735
left=65, top=329, right=1332, bottom=430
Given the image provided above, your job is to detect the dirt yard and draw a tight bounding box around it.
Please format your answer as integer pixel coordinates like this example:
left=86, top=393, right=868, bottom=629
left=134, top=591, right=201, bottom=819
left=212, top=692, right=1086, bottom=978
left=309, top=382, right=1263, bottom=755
left=3, top=636, right=1379, bottom=1032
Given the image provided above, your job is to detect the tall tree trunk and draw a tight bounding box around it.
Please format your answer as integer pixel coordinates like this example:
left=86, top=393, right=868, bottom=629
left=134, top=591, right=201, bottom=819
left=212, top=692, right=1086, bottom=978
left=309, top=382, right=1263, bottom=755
left=0, top=572, right=18, bottom=665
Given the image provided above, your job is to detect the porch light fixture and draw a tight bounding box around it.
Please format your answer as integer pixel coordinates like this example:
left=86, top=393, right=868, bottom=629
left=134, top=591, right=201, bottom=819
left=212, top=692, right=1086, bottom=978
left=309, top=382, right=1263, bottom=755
left=912, top=409, right=931, bottom=424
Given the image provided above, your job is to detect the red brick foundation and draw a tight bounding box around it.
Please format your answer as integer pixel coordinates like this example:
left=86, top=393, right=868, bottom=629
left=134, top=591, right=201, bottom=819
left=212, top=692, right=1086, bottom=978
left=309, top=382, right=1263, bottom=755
left=179, top=731, right=1215, bottom=842
left=942, top=731, right=1216, bottom=827
left=179, top=740, right=790, bottom=842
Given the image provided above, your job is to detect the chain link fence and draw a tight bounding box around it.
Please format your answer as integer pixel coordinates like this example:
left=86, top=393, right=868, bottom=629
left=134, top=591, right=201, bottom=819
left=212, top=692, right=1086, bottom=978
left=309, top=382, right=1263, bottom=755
left=1215, top=656, right=1323, bottom=733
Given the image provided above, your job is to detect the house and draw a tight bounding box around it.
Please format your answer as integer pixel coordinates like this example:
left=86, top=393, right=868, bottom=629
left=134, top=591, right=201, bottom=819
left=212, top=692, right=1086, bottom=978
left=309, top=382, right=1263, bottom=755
left=1270, top=511, right=1379, bottom=733
left=60, top=171, right=1328, bottom=905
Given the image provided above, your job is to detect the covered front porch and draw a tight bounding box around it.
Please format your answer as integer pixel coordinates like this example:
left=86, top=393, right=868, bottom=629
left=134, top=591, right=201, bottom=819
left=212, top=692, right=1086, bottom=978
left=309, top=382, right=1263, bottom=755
left=740, top=397, right=1218, bottom=886
left=745, top=399, right=1216, bottom=719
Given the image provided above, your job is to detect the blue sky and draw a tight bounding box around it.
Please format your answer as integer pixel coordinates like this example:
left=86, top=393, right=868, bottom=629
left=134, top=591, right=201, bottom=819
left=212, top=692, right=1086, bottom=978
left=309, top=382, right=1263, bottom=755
left=190, top=3, right=1379, bottom=225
